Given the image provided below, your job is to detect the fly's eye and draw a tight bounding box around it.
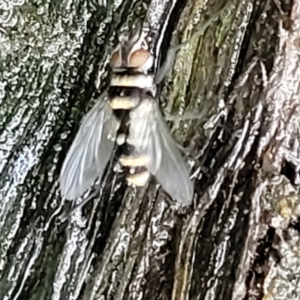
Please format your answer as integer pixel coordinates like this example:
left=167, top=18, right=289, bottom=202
left=110, top=50, right=122, bottom=68
left=128, top=48, right=151, bottom=68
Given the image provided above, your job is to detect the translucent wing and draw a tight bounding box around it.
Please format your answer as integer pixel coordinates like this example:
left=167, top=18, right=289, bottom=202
left=60, top=96, right=119, bottom=199
left=128, top=99, right=194, bottom=205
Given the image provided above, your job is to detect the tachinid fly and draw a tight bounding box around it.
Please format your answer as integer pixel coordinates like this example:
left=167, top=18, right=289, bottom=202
left=59, top=24, right=194, bottom=205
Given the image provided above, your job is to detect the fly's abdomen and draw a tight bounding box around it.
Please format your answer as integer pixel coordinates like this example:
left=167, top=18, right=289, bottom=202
left=108, top=87, right=142, bottom=112
left=110, top=95, right=138, bottom=110
left=123, top=96, right=195, bottom=205
left=110, top=74, right=154, bottom=90
left=119, top=155, right=151, bottom=187
left=127, top=170, right=150, bottom=187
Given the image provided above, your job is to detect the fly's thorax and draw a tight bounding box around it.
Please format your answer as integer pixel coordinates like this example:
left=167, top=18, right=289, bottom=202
left=110, top=49, right=154, bottom=73
left=109, top=24, right=155, bottom=93
left=110, top=25, right=154, bottom=73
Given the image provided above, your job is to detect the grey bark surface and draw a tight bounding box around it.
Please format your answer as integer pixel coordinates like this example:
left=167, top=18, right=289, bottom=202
left=0, top=0, right=300, bottom=300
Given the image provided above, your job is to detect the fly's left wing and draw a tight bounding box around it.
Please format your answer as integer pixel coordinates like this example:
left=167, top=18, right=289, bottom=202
left=60, top=95, right=119, bottom=200
left=128, top=98, right=194, bottom=205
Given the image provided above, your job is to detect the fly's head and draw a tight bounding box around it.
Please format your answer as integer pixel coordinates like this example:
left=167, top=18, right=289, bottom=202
left=110, top=23, right=154, bottom=73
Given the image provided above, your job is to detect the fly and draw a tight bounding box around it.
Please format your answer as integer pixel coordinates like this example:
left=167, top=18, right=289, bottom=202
left=59, top=24, right=194, bottom=205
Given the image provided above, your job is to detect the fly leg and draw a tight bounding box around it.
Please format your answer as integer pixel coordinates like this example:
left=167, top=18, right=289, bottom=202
left=166, top=122, right=208, bottom=176
left=155, top=13, right=220, bottom=84
left=164, top=109, right=207, bottom=133
left=154, top=43, right=188, bottom=84
left=58, top=188, right=101, bottom=222
left=177, top=141, right=209, bottom=180
left=157, top=14, right=220, bottom=125
left=164, top=110, right=205, bottom=122
left=164, top=110, right=210, bottom=178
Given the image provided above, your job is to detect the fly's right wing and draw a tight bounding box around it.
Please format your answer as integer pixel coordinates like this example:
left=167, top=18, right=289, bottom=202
left=128, top=98, right=194, bottom=205
left=60, top=95, right=119, bottom=200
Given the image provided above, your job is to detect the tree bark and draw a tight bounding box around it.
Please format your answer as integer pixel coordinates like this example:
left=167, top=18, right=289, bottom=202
left=0, top=0, right=300, bottom=300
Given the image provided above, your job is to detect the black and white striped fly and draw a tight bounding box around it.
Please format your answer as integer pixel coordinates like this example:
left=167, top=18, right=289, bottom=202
left=59, top=25, right=194, bottom=205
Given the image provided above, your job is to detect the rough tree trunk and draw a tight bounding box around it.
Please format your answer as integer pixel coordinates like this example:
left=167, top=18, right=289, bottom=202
left=0, top=0, right=299, bottom=299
